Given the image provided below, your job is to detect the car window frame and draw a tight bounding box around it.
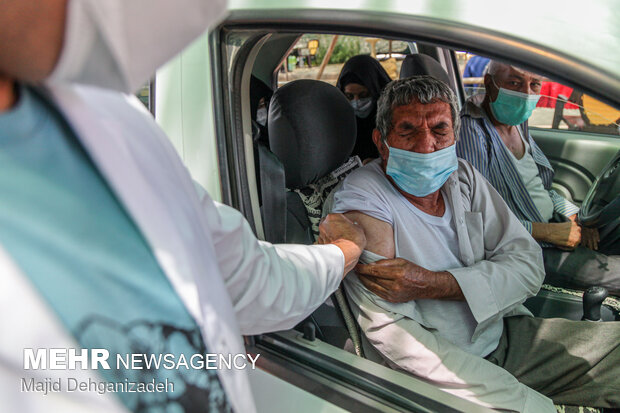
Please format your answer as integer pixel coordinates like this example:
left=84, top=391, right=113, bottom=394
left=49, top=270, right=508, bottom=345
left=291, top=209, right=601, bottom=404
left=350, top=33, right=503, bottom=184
left=212, top=16, right=620, bottom=411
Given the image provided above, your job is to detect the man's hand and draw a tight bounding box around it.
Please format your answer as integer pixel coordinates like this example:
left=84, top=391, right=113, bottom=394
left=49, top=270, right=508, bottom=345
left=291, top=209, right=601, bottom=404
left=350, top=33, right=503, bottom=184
left=532, top=221, right=581, bottom=249
left=318, top=213, right=366, bottom=277
left=570, top=214, right=600, bottom=250
left=581, top=226, right=599, bottom=250
left=547, top=221, right=582, bottom=249
left=355, top=258, right=464, bottom=302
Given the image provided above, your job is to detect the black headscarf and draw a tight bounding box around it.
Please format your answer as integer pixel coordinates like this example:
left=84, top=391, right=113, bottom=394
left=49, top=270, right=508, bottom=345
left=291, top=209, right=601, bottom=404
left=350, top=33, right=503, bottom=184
left=337, top=55, right=392, bottom=160
left=337, top=55, right=392, bottom=100
left=399, top=54, right=453, bottom=91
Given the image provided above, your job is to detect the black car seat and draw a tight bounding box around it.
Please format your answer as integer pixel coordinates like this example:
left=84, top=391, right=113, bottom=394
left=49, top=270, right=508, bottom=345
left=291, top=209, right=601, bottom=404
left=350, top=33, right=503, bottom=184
left=267, top=79, right=357, bottom=243
left=264, top=79, right=365, bottom=353
left=399, top=54, right=453, bottom=91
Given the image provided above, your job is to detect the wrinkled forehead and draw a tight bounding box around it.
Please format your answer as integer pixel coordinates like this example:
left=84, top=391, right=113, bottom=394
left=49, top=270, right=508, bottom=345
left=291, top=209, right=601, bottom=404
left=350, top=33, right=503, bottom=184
left=389, top=99, right=452, bottom=127
left=393, top=98, right=451, bottom=115
left=490, top=61, right=538, bottom=79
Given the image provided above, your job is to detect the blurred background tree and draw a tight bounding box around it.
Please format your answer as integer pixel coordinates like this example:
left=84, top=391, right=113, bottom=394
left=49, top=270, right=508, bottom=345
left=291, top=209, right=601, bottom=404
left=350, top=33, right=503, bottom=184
left=302, top=35, right=362, bottom=64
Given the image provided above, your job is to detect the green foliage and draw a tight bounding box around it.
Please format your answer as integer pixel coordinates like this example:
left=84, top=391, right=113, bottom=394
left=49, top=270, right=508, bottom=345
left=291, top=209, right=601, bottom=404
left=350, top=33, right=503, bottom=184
left=297, top=34, right=411, bottom=66
left=331, top=36, right=362, bottom=64
left=311, top=35, right=362, bottom=64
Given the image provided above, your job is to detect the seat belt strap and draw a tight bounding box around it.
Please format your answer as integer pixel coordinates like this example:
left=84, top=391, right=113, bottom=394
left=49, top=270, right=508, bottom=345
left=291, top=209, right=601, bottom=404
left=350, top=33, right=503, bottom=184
left=258, top=143, right=287, bottom=243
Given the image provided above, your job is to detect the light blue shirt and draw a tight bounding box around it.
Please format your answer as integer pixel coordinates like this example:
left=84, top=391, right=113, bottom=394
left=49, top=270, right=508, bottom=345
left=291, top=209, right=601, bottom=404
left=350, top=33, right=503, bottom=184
left=0, top=85, right=230, bottom=412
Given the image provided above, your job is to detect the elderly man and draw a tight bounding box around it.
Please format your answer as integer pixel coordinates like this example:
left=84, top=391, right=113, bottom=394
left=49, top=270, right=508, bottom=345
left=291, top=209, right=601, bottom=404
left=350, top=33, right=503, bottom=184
left=329, top=76, right=620, bottom=412
left=456, top=61, right=620, bottom=295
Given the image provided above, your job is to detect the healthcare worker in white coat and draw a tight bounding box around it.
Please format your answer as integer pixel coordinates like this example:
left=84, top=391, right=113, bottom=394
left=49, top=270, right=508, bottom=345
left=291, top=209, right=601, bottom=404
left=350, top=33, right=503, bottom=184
left=0, top=1, right=366, bottom=412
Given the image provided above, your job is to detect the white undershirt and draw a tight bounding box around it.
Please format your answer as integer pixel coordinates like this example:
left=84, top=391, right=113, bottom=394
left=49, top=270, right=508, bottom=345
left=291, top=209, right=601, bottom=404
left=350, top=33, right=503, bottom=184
left=509, top=129, right=555, bottom=223
left=332, top=160, right=501, bottom=356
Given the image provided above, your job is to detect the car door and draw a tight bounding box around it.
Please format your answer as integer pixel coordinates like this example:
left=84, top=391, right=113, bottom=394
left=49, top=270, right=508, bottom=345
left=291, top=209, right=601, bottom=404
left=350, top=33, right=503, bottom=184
left=154, top=2, right=620, bottom=411
left=529, top=95, right=620, bottom=205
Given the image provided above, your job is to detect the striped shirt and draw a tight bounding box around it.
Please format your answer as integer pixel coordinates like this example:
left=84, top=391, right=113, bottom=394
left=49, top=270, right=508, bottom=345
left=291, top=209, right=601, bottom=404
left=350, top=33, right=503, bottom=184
left=456, top=95, right=579, bottom=238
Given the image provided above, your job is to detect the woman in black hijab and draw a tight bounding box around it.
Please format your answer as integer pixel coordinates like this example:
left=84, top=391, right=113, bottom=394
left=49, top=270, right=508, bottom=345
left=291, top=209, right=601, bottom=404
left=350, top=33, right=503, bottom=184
left=337, top=55, right=391, bottom=161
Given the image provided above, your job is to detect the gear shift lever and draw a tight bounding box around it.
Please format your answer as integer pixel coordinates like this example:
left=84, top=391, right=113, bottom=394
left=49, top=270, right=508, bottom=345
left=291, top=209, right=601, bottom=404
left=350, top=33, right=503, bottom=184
left=582, top=286, right=608, bottom=321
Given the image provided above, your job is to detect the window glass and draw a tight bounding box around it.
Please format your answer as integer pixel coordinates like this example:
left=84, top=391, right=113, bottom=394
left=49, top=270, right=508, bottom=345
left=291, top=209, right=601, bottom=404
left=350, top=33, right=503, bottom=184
left=135, top=79, right=155, bottom=116
left=277, top=34, right=411, bottom=87
left=457, top=52, right=489, bottom=98
left=533, top=86, right=620, bottom=135
left=457, top=53, right=620, bottom=136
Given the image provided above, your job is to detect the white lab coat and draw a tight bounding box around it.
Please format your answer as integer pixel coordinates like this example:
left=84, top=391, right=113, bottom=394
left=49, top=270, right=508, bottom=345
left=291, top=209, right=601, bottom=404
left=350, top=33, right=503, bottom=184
left=0, top=83, right=344, bottom=413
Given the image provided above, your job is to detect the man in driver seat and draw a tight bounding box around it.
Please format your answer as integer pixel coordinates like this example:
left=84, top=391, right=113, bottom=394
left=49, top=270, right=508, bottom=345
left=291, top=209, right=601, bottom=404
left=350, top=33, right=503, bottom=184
left=457, top=61, right=619, bottom=295
left=329, top=76, right=620, bottom=412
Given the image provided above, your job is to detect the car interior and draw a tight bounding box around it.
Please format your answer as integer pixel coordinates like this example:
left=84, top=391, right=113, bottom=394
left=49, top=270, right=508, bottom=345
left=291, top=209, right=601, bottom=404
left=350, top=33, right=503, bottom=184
left=206, top=26, right=620, bottom=411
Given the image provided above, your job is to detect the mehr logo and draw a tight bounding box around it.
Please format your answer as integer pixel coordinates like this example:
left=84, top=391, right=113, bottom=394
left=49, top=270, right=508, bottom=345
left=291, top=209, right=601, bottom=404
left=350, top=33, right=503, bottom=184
left=24, top=349, right=111, bottom=370
left=23, top=348, right=260, bottom=370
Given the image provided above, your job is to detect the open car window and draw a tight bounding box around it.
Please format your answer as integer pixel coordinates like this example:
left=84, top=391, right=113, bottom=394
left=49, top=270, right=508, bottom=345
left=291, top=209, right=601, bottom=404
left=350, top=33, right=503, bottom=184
left=206, top=20, right=620, bottom=412
left=277, top=35, right=412, bottom=87
left=458, top=53, right=620, bottom=137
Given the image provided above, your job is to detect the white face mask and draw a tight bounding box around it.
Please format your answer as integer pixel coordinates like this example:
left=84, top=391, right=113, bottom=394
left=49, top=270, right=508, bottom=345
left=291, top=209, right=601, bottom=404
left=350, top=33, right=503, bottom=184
left=48, top=0, right=228, bottom=93
left=350, top=97, right=374, bottom=119
left=256, top=107, right=267, bottom=126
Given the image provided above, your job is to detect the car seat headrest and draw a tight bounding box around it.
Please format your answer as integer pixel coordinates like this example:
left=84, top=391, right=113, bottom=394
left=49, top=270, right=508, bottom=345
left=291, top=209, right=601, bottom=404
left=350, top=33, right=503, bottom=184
left=400, top=54, right=453, bottom=91
left=268, top=79, right=357, bottom=189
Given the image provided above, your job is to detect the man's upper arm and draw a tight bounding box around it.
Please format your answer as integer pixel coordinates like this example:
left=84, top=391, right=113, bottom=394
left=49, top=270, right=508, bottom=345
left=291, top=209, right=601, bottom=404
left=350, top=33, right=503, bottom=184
left=343, top=211, right=395, bottom=259
left=330, top=171, right=396, bottom=259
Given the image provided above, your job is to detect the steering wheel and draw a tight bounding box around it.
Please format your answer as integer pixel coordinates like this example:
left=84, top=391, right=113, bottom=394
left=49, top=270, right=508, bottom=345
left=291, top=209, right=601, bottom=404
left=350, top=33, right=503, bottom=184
left=579, top=149, right=620, bottom=228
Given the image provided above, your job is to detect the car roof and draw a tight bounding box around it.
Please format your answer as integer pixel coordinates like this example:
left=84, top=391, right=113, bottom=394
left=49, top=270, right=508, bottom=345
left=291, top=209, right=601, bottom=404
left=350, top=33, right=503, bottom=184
left=227, top=0, right=620, bottom=106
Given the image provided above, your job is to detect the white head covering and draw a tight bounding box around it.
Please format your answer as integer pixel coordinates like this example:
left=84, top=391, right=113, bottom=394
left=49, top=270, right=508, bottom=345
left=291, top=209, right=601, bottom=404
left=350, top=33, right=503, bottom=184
left=48, top=0, right=228, bottom=93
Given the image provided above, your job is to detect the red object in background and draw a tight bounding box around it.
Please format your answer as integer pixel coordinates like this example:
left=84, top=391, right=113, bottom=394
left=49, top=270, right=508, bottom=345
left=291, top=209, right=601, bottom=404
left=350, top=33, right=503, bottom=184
left=537, top=82, right=579, bottom=109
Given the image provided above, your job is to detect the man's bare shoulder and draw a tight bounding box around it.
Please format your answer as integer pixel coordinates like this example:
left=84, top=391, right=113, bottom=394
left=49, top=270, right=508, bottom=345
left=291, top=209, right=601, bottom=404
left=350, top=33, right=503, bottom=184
left=331, top=159, right=405, bottom=259
left=344, top=211, right=395, bottom=259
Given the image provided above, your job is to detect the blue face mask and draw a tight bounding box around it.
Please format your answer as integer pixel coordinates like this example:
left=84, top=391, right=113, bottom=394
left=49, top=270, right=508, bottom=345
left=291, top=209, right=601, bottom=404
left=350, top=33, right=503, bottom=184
left=350, top=97, right=374, bottom=119
left=489, top=77, right=540, bottom=126
left=384, top=142, right=458, bottom=197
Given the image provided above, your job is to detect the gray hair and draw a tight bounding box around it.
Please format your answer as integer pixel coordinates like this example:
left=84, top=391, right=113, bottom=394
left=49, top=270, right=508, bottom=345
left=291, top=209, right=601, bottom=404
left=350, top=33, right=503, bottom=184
left=376, top=76, right=460, bottom=140
left=486, top=60, right=536, bottom=79
left=487, top=60, right=510, bottom=77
